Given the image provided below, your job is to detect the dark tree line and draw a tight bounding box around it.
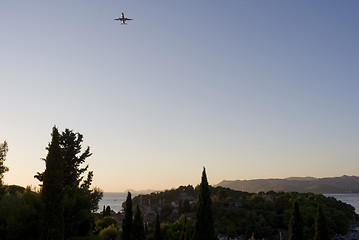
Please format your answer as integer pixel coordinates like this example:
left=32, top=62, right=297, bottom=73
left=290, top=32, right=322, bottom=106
left=130, top=180, right=356, bottom=239
left=0, top=127, right=102, bottom=240
left=1, top=131, right=357, bottom=240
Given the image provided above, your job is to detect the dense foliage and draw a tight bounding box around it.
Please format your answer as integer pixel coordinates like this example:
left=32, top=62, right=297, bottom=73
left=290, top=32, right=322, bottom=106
left=0, top=131, right=358, bottom=240
left=212, top=190, right=357, bottom=239
left=0, top=186, right=41, bottom=240
left=132, top=186, right=358, bottom=239
left=0, top=127, right=103, bottom=240
left=36, top=127, right=103, bottom=239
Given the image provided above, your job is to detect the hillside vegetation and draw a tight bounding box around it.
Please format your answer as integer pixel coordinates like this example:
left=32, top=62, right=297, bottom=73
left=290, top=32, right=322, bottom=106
left=131, top=185, right=358, bottom=239
left=217, top=175, right=359, bottom=194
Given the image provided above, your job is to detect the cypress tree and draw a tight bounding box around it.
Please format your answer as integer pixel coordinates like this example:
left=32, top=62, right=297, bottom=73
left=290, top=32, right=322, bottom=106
left=194, top=167, right=215, bottom=240
left=154, top=212, right=162, bottom=240
left=39, top=126, right=64, bottom=240
left=0, top=140, right=9, bottom=185
left=180, top=215, right=189, bottom=240
left=288, top=200, right=303, bottom=240
left=122, top=192, right=133, bottom=240
left=106, top=205, right=111, bottom=216
left=133, top=204, right=146, bottom=240
left=314, top=204, right=329, bottom=240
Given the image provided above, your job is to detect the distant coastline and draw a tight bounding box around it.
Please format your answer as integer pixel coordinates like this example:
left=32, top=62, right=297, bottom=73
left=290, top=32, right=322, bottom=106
left=216, top=175, right=359, bottom=194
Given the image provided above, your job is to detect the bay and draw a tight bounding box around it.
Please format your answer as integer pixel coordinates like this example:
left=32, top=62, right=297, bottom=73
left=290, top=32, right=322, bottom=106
left=98, top=192, right=127, bottom=213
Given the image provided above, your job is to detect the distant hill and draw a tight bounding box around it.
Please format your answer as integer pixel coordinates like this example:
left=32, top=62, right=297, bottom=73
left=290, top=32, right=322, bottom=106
left=216, top=175, right=359, bottom=194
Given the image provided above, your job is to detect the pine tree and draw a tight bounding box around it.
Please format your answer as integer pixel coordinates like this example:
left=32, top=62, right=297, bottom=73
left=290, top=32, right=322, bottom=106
left=39, top=126, right=64, bottom=240
left=288, top=200, right=303, bottom=240
left=194, top=167, right=215, bottom=240
left=122, top=192, right=133, bottom=240
left=314, top=204, right=329, bottom=240
left=133, top=204, right=146, bottom=240
left=154, top=212, right=162, bottom=240
left=0, top=140, right=9, bottom=185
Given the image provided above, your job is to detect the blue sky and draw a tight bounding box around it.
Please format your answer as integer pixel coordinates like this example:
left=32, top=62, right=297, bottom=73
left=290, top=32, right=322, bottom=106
left=1, top=1, right=358, bottom=191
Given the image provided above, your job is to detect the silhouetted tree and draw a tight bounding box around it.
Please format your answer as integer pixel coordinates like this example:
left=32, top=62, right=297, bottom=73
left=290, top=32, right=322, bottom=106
left=122, top=192, right=133, bottom=240
left=314, top=204, right=329, bottom=240
left=133, top=204, right=145, bottom=240
left=194, top=167, right=215, bottom=240
left=0, top=141, right=9, bottom=185
left=105, top=205, right=111, bottom=216
left=288, top=200, right=303, bottom=240
left=39, top=126, right=64, bottom=240
left=60, top=129, right=92, bottom=187
left=60, top=129, right=102, bottom=237
left=36, top=127, right=103, bottom=238
left=154, top=212, right=162, bottom=240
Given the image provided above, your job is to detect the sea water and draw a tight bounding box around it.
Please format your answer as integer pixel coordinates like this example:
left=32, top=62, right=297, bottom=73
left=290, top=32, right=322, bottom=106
left=98, top=192, right=128, bottom=213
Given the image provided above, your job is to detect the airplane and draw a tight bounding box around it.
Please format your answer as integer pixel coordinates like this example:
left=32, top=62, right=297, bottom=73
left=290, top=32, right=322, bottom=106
left=114, top=12, right=133, bottom=24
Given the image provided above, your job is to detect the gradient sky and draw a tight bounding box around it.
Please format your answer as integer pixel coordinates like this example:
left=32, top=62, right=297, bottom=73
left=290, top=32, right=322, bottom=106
left=1, top=1, right=358, bottom=192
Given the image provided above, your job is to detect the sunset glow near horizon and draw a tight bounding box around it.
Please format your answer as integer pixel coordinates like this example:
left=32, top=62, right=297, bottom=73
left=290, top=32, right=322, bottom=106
left=1, top=1, right=358, bottom=192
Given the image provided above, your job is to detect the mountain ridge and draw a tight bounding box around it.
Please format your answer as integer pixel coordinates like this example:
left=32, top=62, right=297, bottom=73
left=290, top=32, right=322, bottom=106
left=216, top=175, right=359, bottom=194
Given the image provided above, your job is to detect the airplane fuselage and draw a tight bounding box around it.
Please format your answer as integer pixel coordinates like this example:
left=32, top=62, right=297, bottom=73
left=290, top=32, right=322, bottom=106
left=114, top=12, right=133, bottom=24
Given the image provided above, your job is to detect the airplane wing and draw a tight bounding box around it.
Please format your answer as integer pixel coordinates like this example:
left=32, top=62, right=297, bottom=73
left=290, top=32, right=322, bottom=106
left=126, top=18, right=133, bottom=21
